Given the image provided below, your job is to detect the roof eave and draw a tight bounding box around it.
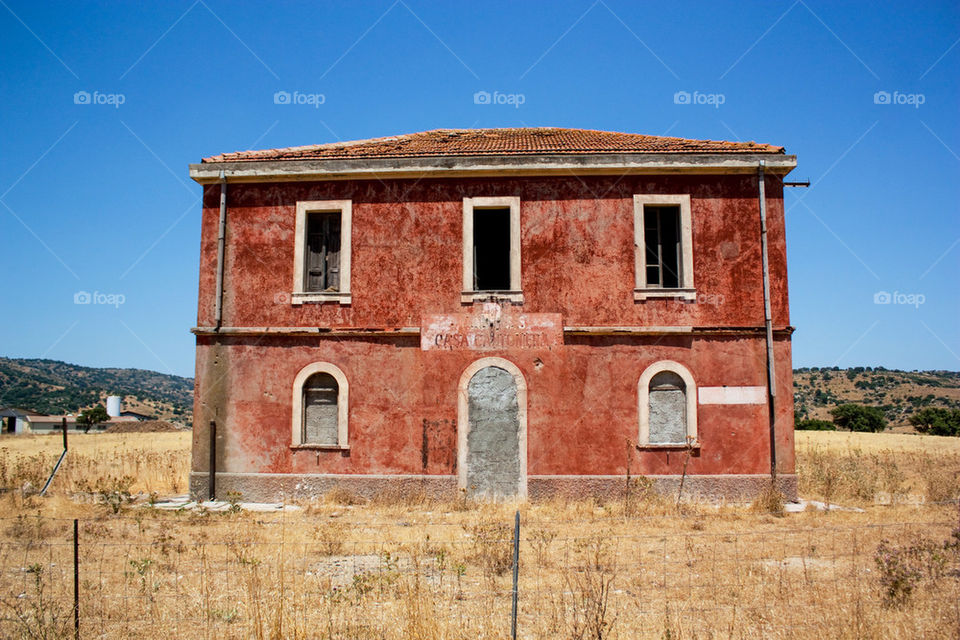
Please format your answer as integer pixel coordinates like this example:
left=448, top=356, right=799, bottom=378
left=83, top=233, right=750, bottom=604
left=189, top=152, right=796, bottom=184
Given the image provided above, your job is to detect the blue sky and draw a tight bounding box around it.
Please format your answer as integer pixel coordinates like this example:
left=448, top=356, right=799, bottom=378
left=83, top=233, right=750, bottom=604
left=0, top=1, right=957, bottom=378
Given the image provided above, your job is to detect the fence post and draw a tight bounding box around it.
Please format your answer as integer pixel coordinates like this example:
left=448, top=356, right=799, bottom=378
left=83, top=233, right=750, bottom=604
left=511, top=509, right=519, bottom=640
left=73, top=518, right=79, bottom=640
left=39, top=418, right=69, bottom=496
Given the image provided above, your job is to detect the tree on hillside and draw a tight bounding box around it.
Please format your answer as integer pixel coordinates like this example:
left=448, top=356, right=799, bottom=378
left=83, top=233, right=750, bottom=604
left=795, top=418, right=835, bottom=431
left=909, top=407, right=960, bottom=437
left=77, top=405, right=110, bottom=433
left=829, top=404, right=887, bottom=433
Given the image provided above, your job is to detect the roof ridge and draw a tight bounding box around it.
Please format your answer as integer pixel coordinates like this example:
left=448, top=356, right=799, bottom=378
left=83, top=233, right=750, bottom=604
left=201, top=127, right=785, bottom=163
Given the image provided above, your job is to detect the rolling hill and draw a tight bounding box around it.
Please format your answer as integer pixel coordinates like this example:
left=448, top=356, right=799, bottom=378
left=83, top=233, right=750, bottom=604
left=1, top=356, right=958, bottom=433
left=793, top=367, right=960, bottom=431
left=0, top=357, right=193, bottom=425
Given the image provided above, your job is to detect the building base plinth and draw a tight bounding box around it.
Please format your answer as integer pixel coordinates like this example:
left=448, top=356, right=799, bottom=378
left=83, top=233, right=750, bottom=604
left=528, top=474, right=798, bottom=502
left=191, top=472, right=798, bottom=503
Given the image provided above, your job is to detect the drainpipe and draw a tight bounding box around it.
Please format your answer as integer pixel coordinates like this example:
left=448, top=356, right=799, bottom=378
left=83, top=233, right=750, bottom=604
left=214, top=170, right=227, bottom=331
left=757, top=161, right=777, bottom=481
left=210, top=171, right=227, bottom=499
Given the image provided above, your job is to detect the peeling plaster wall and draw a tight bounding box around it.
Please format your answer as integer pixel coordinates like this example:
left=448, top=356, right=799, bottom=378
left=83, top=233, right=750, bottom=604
left=197, top=175, right=790, bottom=330
left=189, top=335, right=794, bottom=479
left=191, top=173, right=795, bottom=498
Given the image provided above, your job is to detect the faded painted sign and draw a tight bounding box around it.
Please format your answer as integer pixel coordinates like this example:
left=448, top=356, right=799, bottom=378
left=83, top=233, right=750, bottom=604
left=698, top=386, right=767, bottom=405
left=421, top=304, right=563, bottom=351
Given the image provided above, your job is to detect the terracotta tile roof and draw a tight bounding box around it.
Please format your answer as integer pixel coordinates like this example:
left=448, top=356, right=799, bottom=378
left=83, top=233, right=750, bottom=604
left=202, top=128, right=785, bottom=163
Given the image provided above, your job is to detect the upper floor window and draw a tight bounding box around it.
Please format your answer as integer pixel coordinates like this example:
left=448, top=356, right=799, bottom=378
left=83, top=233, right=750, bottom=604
left=633, top=194, right=695, bottom=301
left=462, top=196, right=522, bottom=303
left=306, top=212, right=341, bottom=292
left=292, top=200, right=352, bottom=304
left=644, top=206, right=681, bottom=289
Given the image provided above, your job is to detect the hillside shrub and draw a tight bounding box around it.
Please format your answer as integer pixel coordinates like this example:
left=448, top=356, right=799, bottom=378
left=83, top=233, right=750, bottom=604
left=795, top=419, right=835, bottom=431
left=830, top=403, right=887, bottom=432
left=909, top=407, right=960, bottom=437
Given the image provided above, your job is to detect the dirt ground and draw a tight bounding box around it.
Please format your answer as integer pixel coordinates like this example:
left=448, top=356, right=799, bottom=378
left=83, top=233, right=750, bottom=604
left=0, top=430, right=957, bottom=639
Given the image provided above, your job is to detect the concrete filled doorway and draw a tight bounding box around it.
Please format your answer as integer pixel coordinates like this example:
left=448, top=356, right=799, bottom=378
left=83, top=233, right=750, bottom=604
left=458, top=358, right=527, bottom=499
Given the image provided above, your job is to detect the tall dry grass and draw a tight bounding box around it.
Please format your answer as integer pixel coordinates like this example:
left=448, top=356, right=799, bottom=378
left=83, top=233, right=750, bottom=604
left=0, top=430, right=956, bottom=638
left=0, top=432, right=189, bottom=498
left=796, top=431, right=960, bottom=505
left=0, top=497, right=956, bottom=639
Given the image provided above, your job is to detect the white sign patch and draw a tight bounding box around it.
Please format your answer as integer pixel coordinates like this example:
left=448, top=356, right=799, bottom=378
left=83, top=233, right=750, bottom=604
left=698, top=386, right=767, bottom=405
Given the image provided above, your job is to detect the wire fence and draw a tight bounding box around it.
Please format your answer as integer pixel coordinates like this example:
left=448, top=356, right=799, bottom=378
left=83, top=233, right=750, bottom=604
left=0, top=504, right=958, bottom=639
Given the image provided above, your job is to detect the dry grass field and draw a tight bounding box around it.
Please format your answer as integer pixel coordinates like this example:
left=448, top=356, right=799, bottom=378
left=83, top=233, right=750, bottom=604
left=0, top=431, right=190, bottom=497
left=0, top=431, right=957, bottom=639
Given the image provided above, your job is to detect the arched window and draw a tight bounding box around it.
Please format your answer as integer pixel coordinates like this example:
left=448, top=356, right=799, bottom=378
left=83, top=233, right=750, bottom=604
left=291, top=363, right=349, bottom=449
left=303, top=373, right=338, bottom=444
left=638, top=361, right=698, bottom=447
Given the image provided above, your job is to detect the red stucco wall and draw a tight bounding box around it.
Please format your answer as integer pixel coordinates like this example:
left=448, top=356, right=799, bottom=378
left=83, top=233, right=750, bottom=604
left=191, top=174, right=794, bottom=484
left=196, top=175, right=789, bottom=329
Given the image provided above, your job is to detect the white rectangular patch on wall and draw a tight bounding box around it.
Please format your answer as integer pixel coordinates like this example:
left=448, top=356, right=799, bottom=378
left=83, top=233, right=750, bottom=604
left=698, top=386, right=767, bottom=405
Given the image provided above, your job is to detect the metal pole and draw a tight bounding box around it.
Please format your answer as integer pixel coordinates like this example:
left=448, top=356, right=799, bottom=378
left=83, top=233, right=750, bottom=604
left=757, top=161, right=778, bottom=481
left=40, top=416, right=70, bottom=497
left=208, top=420, right=216, bottom=501
left=511, top=510, right=520, bottom=640
left=73, top=518, right=79, bottom=640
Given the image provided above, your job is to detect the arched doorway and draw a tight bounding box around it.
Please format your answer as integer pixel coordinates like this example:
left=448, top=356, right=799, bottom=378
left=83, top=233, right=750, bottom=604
left=457, top=358, right=527, bottom=499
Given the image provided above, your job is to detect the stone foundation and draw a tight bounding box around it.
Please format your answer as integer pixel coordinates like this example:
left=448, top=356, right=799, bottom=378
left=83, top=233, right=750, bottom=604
left=528, top=474, right=797, bottom=502
left=191, top=472, right=798, bottom=503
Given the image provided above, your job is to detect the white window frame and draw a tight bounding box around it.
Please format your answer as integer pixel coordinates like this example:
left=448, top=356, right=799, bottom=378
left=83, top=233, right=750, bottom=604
left=291, top=362, right=349, bottom=450
left=292, top=199, right=352, bottom=304
left=638, top=360, right=698, bottom=448
left=633, top=194, right=695, bottom=301
left=462, top=196, right=523, bottom=304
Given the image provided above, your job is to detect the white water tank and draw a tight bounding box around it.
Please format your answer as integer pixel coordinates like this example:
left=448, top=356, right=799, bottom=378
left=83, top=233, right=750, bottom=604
left=106, top=396, right=122, bottom=417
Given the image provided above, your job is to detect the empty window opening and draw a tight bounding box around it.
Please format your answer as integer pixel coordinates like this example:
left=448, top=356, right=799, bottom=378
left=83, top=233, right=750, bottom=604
left=473, top=208, right=511, bottom=291
left=644, top=205, right=681, bottom=289
left=305, top=212, right=341, bottom=292
left=302, top=372, right=339, bottom=445
left=648, top=370, right=687, bottom=444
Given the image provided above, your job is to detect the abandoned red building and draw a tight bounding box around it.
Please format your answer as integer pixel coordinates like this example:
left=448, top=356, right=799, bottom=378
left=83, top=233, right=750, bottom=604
left=188, top=127, right=798, bottom=502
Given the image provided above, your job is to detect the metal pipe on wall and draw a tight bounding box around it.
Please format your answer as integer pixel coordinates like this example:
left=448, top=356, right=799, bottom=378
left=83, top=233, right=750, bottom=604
left=214, top=170, right=227, bottom=331
left=209, top=420, right=217, bottom=500
left=210, top=171, right=227, bottom=500
left=758, top=161, right=778, bottom=480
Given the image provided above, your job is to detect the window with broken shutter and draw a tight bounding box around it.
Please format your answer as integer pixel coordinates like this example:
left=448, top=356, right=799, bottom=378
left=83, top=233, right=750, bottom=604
left=643, top=205, right=681, bottom=289
left=302, top=372, right=339, bottom=445
left=648, top=371, right=687, bottom=444
left=305, top=212, right=341, bottom=292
